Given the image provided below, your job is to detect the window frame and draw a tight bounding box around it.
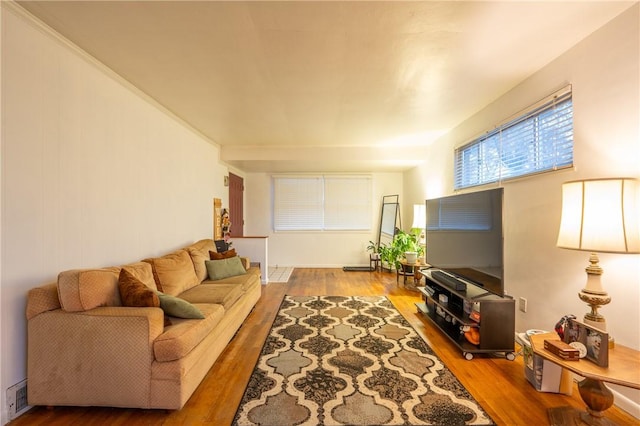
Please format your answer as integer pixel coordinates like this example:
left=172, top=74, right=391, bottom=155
left=455, top=85, right=573, bottom=190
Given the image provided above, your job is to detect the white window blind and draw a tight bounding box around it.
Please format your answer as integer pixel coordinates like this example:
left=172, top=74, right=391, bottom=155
left=455, top=86, right=573, bottom=189
left=273, top=175, right=372, bottom=231
left=273, top=177, right=323, bottom=231
left=324, top=176, right=372, bottom=230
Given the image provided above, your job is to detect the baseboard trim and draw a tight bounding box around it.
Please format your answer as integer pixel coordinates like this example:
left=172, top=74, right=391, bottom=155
left=612, top=387, right=640, bottom=420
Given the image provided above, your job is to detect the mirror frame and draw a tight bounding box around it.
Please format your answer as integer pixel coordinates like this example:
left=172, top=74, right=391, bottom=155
left=377, top=195, right=401, bottom=248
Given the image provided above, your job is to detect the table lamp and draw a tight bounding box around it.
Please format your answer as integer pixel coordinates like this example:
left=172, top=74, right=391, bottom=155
left=556, top=178, right=640, bottom=332
left=411, top=204, right=426, bottom=241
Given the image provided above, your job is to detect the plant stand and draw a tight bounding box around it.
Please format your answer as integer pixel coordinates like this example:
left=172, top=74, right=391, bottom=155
left=369, top=254, right=381, bottom=272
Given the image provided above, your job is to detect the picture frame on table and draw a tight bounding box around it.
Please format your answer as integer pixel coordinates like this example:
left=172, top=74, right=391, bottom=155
left=563, top=318, right=608, bottom=367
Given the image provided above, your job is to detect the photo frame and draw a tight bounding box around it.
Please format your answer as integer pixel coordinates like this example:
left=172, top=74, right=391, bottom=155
left=563, top=318, right=608, bottom=367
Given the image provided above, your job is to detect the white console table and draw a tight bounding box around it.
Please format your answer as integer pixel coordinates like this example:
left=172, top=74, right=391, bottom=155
left=232, top=236, right=269, bottom=284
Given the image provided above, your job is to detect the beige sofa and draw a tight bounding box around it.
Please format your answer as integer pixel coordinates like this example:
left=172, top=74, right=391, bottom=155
left=26, top=239, right=261, bottom=410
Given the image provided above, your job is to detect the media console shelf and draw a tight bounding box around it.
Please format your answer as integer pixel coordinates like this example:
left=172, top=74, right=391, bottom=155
left=416, top=269, right=515, bottom=360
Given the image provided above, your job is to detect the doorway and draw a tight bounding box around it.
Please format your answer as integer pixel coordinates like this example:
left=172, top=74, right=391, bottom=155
left=228, top=172, right=244, bottom=237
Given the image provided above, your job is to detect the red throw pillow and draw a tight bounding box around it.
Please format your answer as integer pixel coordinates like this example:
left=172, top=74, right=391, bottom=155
left=118, top=268, right=159, bottom=308
left=209, top=248, right=237, bottom=260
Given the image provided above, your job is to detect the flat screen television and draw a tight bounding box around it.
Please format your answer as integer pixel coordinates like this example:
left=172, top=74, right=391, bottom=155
left=425, top=188, right=504, bottom=297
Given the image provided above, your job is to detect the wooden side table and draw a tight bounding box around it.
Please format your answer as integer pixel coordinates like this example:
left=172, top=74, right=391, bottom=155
left=529, top=333, right=640, bottom=426
left=397, top=259, right=427, bottom=286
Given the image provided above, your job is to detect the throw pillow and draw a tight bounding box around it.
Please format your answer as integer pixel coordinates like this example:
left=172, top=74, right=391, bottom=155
left=118, top=269, right=171, bottom=327
left=206, top=256, right=247, bottom=280
left=209, top=248, right=237, bottom=260
left=156, top=292, right=205, bottom=319
left=118, top=268, right=160, bottom=308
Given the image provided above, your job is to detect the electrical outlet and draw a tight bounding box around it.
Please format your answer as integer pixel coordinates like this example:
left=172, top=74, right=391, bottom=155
left=519, top=297, right=528, bottom=313
left=6, top=379, right=29, bottom=420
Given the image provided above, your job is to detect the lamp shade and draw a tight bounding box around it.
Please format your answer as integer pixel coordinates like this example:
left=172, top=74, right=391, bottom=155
left=557, top=178, right=640, bottom=253
left=412, top=204, right=426, bottom=229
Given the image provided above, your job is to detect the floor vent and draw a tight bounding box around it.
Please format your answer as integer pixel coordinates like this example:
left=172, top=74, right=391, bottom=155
left=6, top=379, right=29, bottom=420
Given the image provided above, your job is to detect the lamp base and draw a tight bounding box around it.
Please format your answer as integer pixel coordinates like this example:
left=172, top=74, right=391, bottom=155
left=582, top=315, right=607, bottom=333
left=579, top=253, right=611, bottom=332
left=579, top=289, right=610, bottom=331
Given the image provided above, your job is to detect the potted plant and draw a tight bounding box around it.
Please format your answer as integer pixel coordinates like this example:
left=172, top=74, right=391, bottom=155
left=391, top=230, right=424, bottom=265
left=375, top=242, right=395, bottom=271
left=371, top=231, right=425, bottom=271
left=367, top=241, right=380, bottom=260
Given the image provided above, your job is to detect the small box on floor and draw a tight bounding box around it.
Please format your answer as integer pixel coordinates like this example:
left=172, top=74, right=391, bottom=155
left=518, top=332, right=573, bottom=395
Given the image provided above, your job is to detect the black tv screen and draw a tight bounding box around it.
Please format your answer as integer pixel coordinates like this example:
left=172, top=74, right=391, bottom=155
left=425, top=188, right=504, bottom=296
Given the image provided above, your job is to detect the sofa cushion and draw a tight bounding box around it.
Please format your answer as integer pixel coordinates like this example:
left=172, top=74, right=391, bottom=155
left=184, top=239, right=216, bottom=283
left=179, top=283, right=244, bottom=310
left=202, top=267, right=261, bottom=291
left=156, top=292, right=204, bottom=319
left=153, top=303, right=225, bottom=362
left=143, top=250, right=199, bottom=296
left=209, top=249, right=237, bottom=260
left=118, top=268, right=160, bottom=308
left=57, top=267, right=122, bottom=312
left=205, top=257, right=247, bottom=281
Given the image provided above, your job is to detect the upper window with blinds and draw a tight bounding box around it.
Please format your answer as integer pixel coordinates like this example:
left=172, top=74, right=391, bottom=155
left=455, top=86, right=573, bottom=190
left=273, top=175, right=372, bottom=231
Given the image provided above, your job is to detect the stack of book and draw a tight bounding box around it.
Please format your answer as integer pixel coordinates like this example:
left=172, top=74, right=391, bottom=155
left=544, top=339, right=580, bottom=360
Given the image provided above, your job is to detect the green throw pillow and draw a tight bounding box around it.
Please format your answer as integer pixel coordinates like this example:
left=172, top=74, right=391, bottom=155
left=205, top=257, right=247, bottom=280
left=155, top=291, right=205, bottom=319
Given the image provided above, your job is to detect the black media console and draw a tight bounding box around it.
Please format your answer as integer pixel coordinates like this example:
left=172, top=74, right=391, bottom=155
left=416, top=269, right=515, bottom=360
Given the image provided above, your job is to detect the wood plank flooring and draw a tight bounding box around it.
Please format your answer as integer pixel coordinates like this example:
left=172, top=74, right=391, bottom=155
left=11, top=268, right=638, bottom=425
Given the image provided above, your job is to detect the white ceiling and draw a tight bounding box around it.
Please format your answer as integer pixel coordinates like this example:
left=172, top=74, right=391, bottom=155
left=18, top=1, right=635, bottom=173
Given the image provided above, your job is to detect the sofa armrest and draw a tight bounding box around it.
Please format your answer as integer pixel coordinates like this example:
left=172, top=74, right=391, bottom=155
left=28, top=306, right=164, bottom=408
left=239, top=256, right=250, bottom=270
left=26, top=283, right=60, bottom=320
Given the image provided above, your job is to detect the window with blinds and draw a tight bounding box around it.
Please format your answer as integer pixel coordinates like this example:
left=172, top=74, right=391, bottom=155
left=455, top=86, right=573, bottom=189
left=273, top=175, right=372, bottom=231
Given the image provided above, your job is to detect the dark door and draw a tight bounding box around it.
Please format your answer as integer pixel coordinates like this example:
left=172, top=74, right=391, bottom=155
left=228, top=173, right=244, bottom=237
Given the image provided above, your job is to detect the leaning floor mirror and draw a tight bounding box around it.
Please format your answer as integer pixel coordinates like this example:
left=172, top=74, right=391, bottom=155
left=378, top=195, right=400, bottom=248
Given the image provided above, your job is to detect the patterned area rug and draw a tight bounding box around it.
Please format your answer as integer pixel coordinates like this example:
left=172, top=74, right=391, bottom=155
left=233, top=295, right=495, bottom=426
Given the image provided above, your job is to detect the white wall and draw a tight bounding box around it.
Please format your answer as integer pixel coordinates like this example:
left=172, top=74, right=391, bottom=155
left=0, top=5, right=229, bottom=424
left=405, top=5, right=639, bottom=415
left=244, top=172, right=403, bottom=267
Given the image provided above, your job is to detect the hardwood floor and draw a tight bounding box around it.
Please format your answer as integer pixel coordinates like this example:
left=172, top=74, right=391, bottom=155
left=11, top=268, right=637, bottom=425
